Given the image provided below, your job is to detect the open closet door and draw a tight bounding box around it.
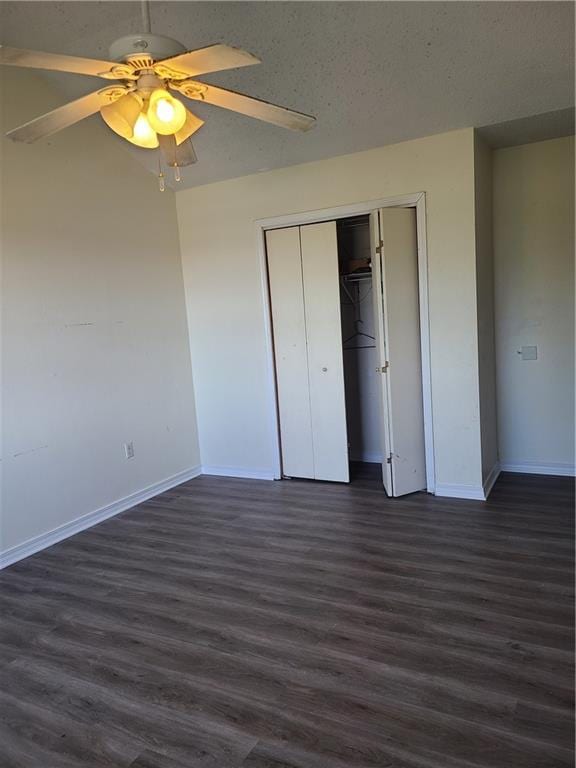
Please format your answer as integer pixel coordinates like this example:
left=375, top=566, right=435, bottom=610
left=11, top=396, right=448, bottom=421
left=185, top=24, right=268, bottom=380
left=370, top=212, right=393, bottom=495
left=300, top=222, right=349, bottom=482
left=372, top=208, right=427, bottom=497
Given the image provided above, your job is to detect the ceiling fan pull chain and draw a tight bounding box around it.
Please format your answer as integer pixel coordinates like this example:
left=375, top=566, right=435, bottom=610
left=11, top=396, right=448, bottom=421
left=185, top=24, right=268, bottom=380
left=157, top=156, right=165, bottom=191
left=141, top=0, right=152, bottom=34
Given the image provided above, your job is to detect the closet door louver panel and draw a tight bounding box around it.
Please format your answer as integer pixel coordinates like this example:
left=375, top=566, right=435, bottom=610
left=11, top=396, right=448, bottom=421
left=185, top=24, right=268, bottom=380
left=300, top=222, right=349, bottom=483
left=266, top=227, right=315, bottom=479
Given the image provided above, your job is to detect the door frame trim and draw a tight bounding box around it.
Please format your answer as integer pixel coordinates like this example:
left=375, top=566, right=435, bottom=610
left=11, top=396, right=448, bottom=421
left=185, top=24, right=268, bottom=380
left=255, top=192, right=435, bottom=493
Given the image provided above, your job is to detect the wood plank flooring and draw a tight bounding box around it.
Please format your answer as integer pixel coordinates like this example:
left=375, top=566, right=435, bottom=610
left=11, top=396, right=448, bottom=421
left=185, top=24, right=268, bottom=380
left=0, top=468, right=573, bottom=767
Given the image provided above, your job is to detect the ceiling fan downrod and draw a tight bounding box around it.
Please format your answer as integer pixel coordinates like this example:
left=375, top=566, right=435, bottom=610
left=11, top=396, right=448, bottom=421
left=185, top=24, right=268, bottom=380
left=108, top=0, right=186, bottom=62
left=141, top=0, right=152, bottom=34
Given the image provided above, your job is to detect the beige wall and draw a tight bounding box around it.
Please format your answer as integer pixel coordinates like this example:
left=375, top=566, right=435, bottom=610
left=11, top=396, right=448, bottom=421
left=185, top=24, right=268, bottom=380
left=493, top=136, right=575, bottom=474
left=177, top=128, right=492, bottom=495
left=474, top=133, right=499, bottom=487
left=1, top=70, right=200, bottom=556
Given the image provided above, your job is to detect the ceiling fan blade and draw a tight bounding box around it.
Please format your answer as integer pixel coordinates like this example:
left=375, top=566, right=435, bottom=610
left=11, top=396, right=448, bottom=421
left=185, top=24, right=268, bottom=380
left=0, top=45, right=119, bottom=78
left=154, top=44, right=260, bottom=80
left=159, top=135, right=197, bottom=167
left=6, top=89, right=109, bottom=143
left=174, top=80, right=316, bottom=132
left=180, top=139, right=198, bottom=166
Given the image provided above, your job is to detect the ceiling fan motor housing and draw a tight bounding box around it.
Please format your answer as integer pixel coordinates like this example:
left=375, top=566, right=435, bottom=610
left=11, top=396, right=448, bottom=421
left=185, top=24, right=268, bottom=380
left=109, top=34, right=186, bottom=63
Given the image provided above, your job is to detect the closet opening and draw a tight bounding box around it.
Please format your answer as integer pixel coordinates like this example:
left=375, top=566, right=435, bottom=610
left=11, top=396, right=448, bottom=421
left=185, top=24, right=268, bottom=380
left=337, top=215, right=383, bottom=486
left=263, top=196, right=431, bottom=497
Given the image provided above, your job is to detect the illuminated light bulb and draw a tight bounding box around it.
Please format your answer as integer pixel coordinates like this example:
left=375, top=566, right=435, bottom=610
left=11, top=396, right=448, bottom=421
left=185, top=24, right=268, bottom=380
left=157, top=99, right=175, bottom=123
left=147, top=89, right=187, bottom=135
left=126, top=112, right=159, bottom=149
left=100, top=93, right=141, bottom=139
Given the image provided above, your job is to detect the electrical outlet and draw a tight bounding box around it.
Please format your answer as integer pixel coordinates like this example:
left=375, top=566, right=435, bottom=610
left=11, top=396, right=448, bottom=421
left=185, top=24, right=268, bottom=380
left=124, top=441, right=135, bottom=459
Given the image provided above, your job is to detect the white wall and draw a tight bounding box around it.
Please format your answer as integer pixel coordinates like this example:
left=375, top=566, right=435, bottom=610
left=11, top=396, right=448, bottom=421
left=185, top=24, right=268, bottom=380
left=177, top=128, right=491, bottom=494
left=474, top=133, right=499, bottom=488
left=493, top=136, right=575, bottom=475
left=1, top=70, right=200, bottom=557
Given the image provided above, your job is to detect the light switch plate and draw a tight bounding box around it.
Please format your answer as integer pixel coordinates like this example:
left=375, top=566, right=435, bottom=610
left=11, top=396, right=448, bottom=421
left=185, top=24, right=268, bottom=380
left=520, top=345, right=538, bottom=361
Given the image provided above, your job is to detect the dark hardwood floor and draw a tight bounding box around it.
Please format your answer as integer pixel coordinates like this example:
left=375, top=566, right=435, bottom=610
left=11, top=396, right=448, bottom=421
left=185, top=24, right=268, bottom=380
left=0, top=469, right=574, bottom=767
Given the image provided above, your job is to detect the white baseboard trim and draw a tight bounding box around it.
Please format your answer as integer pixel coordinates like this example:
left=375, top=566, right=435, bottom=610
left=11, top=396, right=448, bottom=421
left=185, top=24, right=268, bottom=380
left=201, top=465, right=276, bottom=481
left=434, top=482, right=486, bottom=501
left=0, top=465, right=202, bottom=571
left=500, top=461, right=575, bottom=477
left=483, top=462, right=501, bottom=499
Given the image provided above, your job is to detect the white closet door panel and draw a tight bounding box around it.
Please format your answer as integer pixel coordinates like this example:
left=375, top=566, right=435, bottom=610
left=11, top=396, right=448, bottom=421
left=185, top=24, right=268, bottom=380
left=369, top=212, right=393, bottom=495
left=266, top=227, right=315, bottom=479
left=380, top=208, right=426, bottom=496
left=300, top=222, right=349, bottom=483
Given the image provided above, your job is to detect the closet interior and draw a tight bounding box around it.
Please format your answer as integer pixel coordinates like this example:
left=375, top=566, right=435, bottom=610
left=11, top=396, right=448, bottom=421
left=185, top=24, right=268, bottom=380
left=337, top=216, right=382, bottom=475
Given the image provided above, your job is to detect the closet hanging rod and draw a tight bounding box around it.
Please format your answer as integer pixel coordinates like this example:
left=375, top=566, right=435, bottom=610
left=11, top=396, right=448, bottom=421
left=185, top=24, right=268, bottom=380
left=342, top=272, right=372, bottom=282
left=344, top=345, right=376, bottom=350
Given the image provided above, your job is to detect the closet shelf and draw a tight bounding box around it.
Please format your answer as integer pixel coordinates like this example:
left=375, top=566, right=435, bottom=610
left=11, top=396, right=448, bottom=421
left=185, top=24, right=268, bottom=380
left=341, top=272, right=372, bottom=282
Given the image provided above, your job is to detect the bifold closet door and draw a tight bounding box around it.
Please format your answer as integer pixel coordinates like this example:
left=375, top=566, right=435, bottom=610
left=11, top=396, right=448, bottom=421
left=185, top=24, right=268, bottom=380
left=300, top=222, right=349, bottom=483
left=372, top=207, right=427, bottom=496
left=266, top=227, right=315, bottom=479
left=266, top=222, right=349, bottom=483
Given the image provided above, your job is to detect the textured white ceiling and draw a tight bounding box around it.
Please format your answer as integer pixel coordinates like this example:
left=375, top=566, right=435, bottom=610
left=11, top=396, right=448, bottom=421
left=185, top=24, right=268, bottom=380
left=1, top=1, right=574, bottom=189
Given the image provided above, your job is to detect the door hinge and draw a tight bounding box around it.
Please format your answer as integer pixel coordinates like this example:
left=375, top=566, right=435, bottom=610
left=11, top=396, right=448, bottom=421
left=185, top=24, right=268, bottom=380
left=375, top=240, right=383, bottom=254
left=386, top=453, right=393, bottom=464
left=376, top=361, right=389, bottom=373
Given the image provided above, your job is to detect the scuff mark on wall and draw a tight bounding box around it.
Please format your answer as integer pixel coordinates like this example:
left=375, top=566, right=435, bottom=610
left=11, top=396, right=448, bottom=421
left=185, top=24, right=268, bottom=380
left=13, top=445, right=49, bottom=459
left=64, top=322, right=95, bottom=328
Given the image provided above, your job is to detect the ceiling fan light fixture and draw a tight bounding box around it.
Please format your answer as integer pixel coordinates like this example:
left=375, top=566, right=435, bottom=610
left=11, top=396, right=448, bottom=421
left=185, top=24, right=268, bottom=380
left=100, top=92, right=142, bottom=139
left=147, top=88, right=186, bottom=135
left=1, top=28, right=317, bottom=187
left=174, top=108, right=204, bottom=146
left=126, top=111, right=159, bottom=148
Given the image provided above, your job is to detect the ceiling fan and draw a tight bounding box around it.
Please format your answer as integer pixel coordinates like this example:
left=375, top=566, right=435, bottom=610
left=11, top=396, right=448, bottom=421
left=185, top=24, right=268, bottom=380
left=0, top=0, right=316, bottom=189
